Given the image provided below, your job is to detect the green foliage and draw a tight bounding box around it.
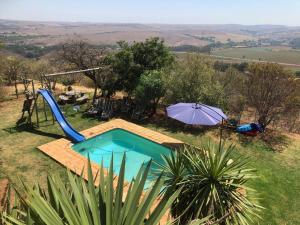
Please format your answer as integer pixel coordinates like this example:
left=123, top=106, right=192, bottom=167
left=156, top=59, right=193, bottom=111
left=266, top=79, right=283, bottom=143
left=217, top=67, right=246, bottom=115
left=158, top=143, right=261, bottom=225
left=131, top=37, right=174, bottom=71
left=110, top=37, right=174, bottom=95
left=214, top=61, right=248, bottom=72
left=164, top=54, right=227, bottom=108
left=1, top=155, right=181, bottom=225
left=171, top=45, right=211, bottom=54
left=290, top=38, right=300, bottom=49
left=109, top=42, right=141, bottom=94
left=134, top=70, right=166, bottom=114
left=0, top=40, right=4, bottom=49
left=0, top=56, right=29, bottom=85
left=4, top=44, right=59, bottom=59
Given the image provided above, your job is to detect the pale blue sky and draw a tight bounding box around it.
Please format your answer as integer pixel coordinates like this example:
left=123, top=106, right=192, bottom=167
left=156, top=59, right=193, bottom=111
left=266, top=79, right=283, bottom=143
left=0, top=0, right=300, bottom=26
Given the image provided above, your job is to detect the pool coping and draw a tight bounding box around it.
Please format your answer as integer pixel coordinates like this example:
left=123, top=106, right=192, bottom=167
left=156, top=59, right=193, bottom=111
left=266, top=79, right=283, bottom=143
left=38, top=119, right=183, bottom=223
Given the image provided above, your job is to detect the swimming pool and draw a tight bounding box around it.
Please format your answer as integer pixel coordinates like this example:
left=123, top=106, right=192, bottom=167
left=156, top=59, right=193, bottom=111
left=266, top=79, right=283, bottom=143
left=72, top=128, right=172, bottom=187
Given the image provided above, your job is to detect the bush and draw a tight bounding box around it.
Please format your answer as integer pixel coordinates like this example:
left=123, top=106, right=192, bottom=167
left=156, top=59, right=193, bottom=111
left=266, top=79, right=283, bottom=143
left=158, top=143, right=261, bottom=225
left=245, top=63, right=297, bottom=129
left=110, top=37, right=174, bottom=95
left=134, top=70, right=166, bottom=114
left=165, top=54, right=227, bottom=108
left=217, top=67, right=246, bottom=115
left=2, top=156, right=181, bottom=225
left=0, top=85, right=10, bottom=101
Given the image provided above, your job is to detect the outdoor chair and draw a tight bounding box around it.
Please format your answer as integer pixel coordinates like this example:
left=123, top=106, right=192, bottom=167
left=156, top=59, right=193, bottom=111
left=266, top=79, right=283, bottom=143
left=121, top=97, right=131, bottom=113
left=101, top=100, right=114, bottom=120
left=131, top=106, right=145, bottom=121
left=85, top=99, right=102, bottom=116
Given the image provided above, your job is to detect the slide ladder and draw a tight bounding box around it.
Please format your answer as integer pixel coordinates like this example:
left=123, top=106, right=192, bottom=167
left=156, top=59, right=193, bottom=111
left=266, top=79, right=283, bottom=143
left=37, top=89, right=85, bottom=143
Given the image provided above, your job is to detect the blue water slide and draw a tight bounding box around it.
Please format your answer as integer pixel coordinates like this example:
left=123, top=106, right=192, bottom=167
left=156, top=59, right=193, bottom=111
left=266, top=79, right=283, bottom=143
left=37, top=89, right=85, bottom=143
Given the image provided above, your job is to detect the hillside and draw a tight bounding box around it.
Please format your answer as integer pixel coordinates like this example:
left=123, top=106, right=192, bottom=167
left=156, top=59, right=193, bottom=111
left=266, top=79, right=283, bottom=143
left=2, top=19, right=300, bottom=47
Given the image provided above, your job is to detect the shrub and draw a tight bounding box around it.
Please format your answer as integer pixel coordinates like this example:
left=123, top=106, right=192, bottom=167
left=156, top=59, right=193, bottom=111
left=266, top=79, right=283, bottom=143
left=164, top=54, right=227, bottom=108
left=110, top=37, right=174, bottom=95
left=245, top=63, right=297, bottom=129
left=158, top=143, right=261, bottom=225
left=134, top=70, right=166, bottom=114
left=1, top=156, right=181, bottom=225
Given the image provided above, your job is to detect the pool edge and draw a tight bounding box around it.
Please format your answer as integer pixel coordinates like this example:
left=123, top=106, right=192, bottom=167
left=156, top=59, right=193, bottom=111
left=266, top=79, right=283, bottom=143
left=38, top=119, right=182, bottom=223
left=38, top=119, right=183, bottom=183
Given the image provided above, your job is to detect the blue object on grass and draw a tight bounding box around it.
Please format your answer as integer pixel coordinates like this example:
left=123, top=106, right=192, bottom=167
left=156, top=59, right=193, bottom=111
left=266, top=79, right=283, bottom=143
left=38, top=89, right=85, bottom=143
left=236, top=123, right=264, bottom=133
left=236, top=124, right=253, bottom=132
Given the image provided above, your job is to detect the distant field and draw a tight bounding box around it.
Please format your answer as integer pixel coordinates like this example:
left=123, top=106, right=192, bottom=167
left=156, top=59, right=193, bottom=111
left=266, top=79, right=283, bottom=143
left=212, top=47, right=300, bottom=65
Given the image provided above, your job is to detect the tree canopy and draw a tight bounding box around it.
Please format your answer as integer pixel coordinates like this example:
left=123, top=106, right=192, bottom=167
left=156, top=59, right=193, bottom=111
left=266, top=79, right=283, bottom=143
left=245, top=63, right=297, bottom=129
left=134, top=70, right=166, bottom=114
left=164, top=54, right=226, bottom=108
left=110, top=37, right=174, bottom=95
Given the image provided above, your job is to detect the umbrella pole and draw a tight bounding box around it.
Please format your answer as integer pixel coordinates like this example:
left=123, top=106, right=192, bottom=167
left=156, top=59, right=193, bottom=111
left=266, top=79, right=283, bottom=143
left=219, top=118, right=223, bottom=150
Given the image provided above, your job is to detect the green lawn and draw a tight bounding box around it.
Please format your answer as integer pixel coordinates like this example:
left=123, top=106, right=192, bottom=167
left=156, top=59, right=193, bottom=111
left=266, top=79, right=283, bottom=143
left=0, top=97, right=299, bottom=225
left=212, top=47, right=300, bottom=66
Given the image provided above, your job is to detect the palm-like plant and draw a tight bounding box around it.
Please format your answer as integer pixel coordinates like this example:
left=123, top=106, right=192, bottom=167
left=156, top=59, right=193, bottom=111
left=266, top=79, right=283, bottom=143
left=1, top=155, right=181, bottom=225
left=158, top=142, right=261, bottom=225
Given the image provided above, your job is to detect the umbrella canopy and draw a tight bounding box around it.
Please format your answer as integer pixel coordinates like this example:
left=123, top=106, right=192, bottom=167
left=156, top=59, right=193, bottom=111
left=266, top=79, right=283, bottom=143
left=166, top=103, right=227, bottom=126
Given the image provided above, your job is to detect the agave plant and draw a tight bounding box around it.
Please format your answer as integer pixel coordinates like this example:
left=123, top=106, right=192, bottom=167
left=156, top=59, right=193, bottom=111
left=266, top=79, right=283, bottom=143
left=1, top=155, right=181, bottom=225
left=158, top=142, right=261, bottom=225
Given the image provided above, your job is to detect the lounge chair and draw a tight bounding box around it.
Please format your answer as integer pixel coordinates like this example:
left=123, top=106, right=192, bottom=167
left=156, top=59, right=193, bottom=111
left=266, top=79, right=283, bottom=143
left=101, top=100, right=114, bottom=120
left=85, top=99, right=102, bottom=116
left=76, top=93, right=89, bottom=105
left=121, top=97, right=131, bottom=113
left=131, top=106, right=145, bottom=120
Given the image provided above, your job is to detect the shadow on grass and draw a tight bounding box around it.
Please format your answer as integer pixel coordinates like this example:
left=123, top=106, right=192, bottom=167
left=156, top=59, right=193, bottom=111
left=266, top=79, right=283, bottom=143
left=237, top=130, right=290, bottom=152
left=119, top=114, right=214, bottom=137
left=3, top=124, right=64, bottom=139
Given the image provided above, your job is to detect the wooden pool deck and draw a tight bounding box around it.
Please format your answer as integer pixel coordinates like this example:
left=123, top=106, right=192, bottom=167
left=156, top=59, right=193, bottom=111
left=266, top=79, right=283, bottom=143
left=38, top=119, right=183, bottom=224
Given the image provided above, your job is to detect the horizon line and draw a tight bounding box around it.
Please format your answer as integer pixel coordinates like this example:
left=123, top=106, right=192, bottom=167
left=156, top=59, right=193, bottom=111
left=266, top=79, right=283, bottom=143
left=1, top=18, right=299, bottom=28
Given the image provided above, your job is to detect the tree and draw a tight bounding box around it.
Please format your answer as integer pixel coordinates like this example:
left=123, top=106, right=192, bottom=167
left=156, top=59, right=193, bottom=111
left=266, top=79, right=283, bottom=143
left=131, top=37, right=174, bottom=72
left=245, top=63, right=297, bottom=129
left=134, top=70, right=166, bottom=115
left=0, top=56, right=30, bottom=98
left=218, top=67, right=246, bottom=116
left=58, top=40, right=116, bottom=100
left=30, top=59, right=54, bottom=80
left=281, top=79, right=300, bottom=132
left=1, top=56, right=24, bottom=85
left=108, top=41, right=140, bottom=95
left=164, top=54, right=226, bottom=108
left=2, top=156, right=181, bottom=225
left=158, top=143, right=261, bottom=225
left=110, top=38, right=174, bottom=95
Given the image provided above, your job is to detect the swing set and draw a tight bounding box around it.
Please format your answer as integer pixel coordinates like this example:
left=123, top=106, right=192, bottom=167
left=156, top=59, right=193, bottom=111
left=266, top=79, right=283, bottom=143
left=17, top=67, right=100, bottom=128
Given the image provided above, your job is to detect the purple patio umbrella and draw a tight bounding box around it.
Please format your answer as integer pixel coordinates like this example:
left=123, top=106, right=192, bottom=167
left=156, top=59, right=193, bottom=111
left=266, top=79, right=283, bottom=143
left=166, top=103, right=227, bottom=126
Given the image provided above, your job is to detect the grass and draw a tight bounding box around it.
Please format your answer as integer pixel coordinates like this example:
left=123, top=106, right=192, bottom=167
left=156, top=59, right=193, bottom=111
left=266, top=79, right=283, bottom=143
left=0, top=96, right=299, bottom=225
left=212, top=47, right=300, bottom=66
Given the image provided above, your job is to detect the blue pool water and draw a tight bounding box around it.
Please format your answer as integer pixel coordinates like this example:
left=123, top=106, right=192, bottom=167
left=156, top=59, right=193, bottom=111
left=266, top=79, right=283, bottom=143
left=72, top=128, right=172, bottom=187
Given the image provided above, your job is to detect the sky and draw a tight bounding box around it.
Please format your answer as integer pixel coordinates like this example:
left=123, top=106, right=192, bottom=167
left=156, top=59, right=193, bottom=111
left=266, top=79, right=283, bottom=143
left=0, top=0, right=300, bottom=26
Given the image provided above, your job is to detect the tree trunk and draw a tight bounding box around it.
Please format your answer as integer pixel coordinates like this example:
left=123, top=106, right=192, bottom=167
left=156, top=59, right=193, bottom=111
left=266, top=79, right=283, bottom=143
left=51, top=81, right=57, bottom=90
left=258, top=115, right=268, bottom=131
left=14, top=80, right=18, bottom=99
left=92, top=85, right=98, bottom=104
